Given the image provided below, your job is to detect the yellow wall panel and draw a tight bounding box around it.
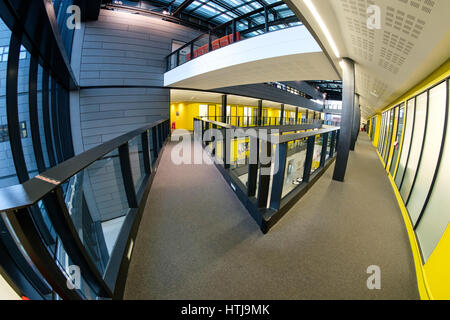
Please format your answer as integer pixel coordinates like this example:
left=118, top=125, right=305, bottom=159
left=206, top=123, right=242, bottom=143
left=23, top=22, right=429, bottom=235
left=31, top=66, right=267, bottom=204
left=424, top=224, right=450, bottom=299
left=372, top=59, right=450, bottom=300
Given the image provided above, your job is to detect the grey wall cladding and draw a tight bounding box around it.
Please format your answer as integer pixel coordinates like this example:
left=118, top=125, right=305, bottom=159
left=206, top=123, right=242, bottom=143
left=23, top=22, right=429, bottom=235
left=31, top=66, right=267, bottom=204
left=77, top=9, right=201, bottom=150
left=73, top=9, right=200, bottom=222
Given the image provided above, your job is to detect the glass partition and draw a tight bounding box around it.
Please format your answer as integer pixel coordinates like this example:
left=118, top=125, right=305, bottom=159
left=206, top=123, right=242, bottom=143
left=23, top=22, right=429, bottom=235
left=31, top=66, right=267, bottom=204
left=0, top=18, right=19, bottom=188
left=230, top=137, right=250, bottom=192
left=311, top=135, right=322, bottom=174
left=395, top=99, right=415, bottom=186
left=37, top=65, right=51, bottom=170
left=377, top=113, right=385, bottom=154
left=384, top=107, right=396, bottom=165
left=381, top=110, right=391, bottom=160
left=129, top=135, right=147, bottom=194
left=17, top=44, right=41, bottom=180
left=282, top=139, right=307, bottom=198
left=370, top=116, right=376, bottom=141
left=64, top=148, right=130, bottom=274
left=407, top=82, right=447, bottom=225
left=399, top=92, right=427, bottom=203
left=416, top=80, right=450, bottom=261
left=326, top=133, right=332, bottom=160
left=390, top=104, right=405, bottom=176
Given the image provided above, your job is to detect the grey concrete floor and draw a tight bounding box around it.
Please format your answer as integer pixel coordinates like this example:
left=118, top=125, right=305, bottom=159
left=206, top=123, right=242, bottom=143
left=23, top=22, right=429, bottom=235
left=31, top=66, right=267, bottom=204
left=123, top=134, right=419, bottom=300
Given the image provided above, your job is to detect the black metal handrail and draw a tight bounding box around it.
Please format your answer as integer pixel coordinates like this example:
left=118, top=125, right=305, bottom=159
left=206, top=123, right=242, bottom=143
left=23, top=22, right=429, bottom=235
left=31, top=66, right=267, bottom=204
left=0, top=119, right=168, bottom=212
left=0, top=118, right=170, bottom=300
left=165, top=1, right=299, bottom=71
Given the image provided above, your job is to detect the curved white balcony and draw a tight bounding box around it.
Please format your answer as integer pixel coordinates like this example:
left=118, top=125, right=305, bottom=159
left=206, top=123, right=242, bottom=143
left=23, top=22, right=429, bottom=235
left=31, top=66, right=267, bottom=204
left=164, top=26, right=339, bottom=90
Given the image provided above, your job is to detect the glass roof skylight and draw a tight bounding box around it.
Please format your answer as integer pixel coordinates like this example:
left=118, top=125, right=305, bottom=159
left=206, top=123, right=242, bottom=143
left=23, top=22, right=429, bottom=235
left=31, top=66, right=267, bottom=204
left=140, top=0, right=299, bottom=28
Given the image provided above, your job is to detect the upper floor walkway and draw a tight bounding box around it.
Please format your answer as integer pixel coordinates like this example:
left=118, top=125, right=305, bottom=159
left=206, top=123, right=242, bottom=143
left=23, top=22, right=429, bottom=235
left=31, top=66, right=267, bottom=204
left=164, top=26, right=339, bottom=90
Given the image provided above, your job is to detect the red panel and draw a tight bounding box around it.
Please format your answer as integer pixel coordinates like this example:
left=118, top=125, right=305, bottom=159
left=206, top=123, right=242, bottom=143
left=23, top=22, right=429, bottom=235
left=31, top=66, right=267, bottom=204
left=219, top=35, right=230, bottom=47
left=211, top=39, right=220, bottom=50
left=228, top=32, right=241, bottom=43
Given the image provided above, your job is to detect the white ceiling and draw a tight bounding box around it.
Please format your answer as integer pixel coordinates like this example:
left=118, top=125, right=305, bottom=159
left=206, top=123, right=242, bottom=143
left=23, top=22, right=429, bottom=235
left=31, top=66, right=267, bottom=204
left=170, top=89, right=306, bottom=112
left=289, top=0, right=450, bottom=120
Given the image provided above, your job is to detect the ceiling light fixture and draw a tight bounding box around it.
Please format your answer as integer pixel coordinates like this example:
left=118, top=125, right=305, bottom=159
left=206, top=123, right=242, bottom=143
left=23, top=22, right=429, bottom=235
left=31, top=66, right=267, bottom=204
left=302, top=0, right=340, bottom=58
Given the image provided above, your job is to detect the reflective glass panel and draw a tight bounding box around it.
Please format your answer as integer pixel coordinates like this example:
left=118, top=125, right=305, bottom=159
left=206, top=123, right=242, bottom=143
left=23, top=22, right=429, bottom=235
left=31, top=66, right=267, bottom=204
left=18, top=44, right=39, bottom=179
left=400, top=92, right=427, bottom=202
left=407, top=82, right=447, bottom=225
left=384, top=108, right=396, bottom=165
left=311, top=135, right=322, bottom=174
left=37, top=65, right=50, bottom=169
left=390, top=104, right=405, bottom=176
left=64, top=148, right=130, bottom=274
left=282, top=139, right=307, bottom=198
left=129, top=135, right=147, bottom=193
left=377, top=112, right=387, bottom=154
left=0, top=18, right=19, bottom=188
left=416, top=81, right=450, bottom=261
left=395, top=99, right=415, bottom=187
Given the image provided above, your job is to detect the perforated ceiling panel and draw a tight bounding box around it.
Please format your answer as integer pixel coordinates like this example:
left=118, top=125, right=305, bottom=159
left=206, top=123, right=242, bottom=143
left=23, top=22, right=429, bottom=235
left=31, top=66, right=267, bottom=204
left=289, top=0, right=450, bottom=120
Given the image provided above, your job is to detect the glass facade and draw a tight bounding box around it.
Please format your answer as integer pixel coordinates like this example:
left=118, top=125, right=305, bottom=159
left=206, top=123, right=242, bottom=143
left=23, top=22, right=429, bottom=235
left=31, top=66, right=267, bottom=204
left=0, top=18, right=17, bottom=188
left=0, top=1, right=95, bottom=300
left=109, top=0, right=299, bottom=33
left=407, top=82, right=447, bottom=225
left=416, top=82, right=450, bottom=261
left=374, top=78, right=450, bottom=264
left=395, top=99, right=415, bottom=187
left=383, top=108, right=396, bottom=164
left=399, top=92, right=427, bottom=203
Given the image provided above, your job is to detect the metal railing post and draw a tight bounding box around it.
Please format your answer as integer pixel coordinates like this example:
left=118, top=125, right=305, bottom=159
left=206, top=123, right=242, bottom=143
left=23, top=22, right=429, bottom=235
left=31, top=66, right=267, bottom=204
left=329, top=131, right=336, bottom=158
left=141, top=131, right=151, bottom=174
left=152, top=126, right=159, bottom=159
left=320, top=133, right=328, bottom=167
left=303, top=136, right=315, bottom=183
left=247, top=135, right=259, bottom=197
left=269, top=142, right=287, bottom=210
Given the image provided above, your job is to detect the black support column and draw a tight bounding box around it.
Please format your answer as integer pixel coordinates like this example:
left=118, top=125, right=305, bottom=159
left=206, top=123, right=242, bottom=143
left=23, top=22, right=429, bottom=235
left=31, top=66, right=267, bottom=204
left=280, top=104, right=284, bottom=125
left=257, top=100, right=262, bottom=125
left=350, top=94, right=360, bottom=151
left=295, top=107, right=299, bottom=124
left=221, top=95, right=227, bottom=123
left=333, top=58, right=355, bottom=182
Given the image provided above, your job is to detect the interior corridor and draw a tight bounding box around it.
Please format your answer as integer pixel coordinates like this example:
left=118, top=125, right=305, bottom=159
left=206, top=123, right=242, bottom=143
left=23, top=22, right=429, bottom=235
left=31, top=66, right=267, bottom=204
left=123, top=134, right=419, bottom=300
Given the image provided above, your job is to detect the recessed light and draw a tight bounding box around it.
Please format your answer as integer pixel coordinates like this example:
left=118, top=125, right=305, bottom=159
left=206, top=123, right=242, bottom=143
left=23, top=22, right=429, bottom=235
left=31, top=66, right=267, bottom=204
left=303, top=0, right=340, bottom=58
